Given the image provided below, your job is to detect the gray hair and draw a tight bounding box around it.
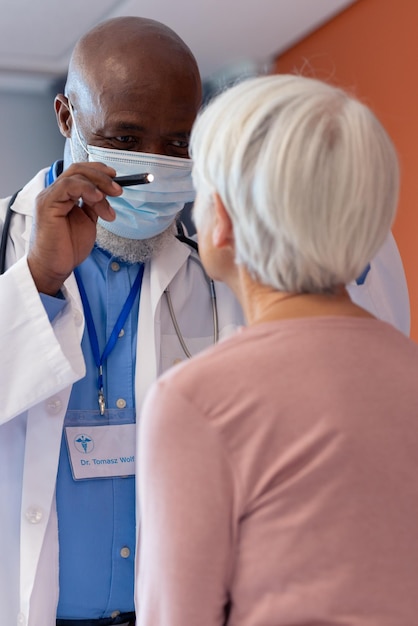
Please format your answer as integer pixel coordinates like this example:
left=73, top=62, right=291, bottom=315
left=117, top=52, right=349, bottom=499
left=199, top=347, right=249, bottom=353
left=190, top=74, right=399, bottom=293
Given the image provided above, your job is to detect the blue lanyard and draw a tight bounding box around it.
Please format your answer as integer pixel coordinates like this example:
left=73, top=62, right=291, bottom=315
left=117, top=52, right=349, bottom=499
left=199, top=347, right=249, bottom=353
left=45, top=160, right=63, bottom=187
left=74, top=264, right=144, bottom=415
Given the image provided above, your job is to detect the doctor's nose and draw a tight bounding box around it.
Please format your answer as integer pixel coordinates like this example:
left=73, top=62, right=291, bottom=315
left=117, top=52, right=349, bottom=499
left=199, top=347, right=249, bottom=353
left=141, top=140, right=167, bottom=156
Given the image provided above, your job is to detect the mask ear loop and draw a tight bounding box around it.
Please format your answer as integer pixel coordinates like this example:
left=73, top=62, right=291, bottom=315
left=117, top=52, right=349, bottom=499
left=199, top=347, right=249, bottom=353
left=67, top=99, right=91, bottom=162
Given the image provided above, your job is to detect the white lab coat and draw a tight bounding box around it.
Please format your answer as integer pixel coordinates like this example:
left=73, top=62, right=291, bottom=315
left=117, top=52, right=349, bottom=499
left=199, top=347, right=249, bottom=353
left=0, top=168, right=244, bottom=626
left=0, top=169, right=410, bottom=626
left=347, top=236, right=410, bottom=335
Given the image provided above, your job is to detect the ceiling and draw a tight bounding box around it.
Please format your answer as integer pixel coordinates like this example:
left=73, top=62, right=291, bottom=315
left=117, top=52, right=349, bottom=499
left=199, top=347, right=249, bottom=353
left=0, top=0, right=357, bottom=93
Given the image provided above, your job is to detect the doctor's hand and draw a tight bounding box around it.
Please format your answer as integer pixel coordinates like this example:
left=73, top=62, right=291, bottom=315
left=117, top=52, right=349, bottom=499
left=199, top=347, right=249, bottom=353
left=27, top=162, right=122, bottom=296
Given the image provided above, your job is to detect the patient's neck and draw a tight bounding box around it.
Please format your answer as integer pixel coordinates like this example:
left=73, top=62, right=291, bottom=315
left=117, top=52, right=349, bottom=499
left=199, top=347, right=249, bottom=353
left=237, top=270, right=374, bottom=326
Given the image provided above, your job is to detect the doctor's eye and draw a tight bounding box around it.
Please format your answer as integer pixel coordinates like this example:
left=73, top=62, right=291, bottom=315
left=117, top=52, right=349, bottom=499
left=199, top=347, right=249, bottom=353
left=114, top=136, right=137, bottom=145
left=170, top=139, right=189, bottom=148
left=166, top=138, right=190, bottom=158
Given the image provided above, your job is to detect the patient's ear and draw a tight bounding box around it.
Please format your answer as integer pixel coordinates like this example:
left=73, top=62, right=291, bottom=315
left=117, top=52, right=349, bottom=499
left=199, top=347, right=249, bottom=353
left=212, top=194, right=234, bottom=249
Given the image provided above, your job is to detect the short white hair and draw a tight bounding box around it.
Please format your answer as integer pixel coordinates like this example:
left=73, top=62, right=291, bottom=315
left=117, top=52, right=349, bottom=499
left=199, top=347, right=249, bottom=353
left=190, top=74, right=400, bottom=293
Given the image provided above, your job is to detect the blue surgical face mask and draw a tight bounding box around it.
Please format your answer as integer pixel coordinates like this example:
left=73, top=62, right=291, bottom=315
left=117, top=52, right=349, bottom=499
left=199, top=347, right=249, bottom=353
left=88, top=145, right=195, bottom=240
left=68, top=101, right=195, bottom=240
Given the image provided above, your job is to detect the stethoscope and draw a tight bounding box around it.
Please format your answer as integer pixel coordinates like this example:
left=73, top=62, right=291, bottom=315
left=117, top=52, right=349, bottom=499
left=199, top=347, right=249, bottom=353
left=0, top=161, right=219, bottom=359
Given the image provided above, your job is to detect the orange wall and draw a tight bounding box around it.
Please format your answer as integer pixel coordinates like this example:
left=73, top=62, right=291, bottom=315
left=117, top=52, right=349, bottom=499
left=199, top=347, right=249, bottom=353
left=274, top=0, right=418, bottom=340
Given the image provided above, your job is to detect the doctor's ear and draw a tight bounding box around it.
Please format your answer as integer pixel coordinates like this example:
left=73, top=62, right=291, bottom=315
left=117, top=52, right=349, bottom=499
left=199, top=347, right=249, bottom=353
left=212, top=194, right=234, bottom=250
left=54, top=94, right=72, bottom=139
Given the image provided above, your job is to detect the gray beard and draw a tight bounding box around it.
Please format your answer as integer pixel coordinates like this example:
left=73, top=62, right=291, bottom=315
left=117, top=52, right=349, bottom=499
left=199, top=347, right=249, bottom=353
left=95, top=222, right=177, bottom=264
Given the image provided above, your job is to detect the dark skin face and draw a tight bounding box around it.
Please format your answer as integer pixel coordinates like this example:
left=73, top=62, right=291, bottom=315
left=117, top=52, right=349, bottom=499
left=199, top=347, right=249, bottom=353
left=54, top=17, right=202, bottom=161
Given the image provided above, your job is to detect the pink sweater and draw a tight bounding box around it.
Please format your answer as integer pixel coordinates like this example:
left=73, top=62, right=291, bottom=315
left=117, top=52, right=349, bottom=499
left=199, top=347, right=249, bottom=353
left=137, top=317, right=418, bottom=625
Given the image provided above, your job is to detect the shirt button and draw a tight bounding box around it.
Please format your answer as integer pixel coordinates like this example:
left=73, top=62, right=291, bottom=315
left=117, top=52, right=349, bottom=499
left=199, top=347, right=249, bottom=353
left=120, top=547, right=130, bottom=558
left=118, top=329, right=125, bottom=338
left=45, top=397, right=62, bottom=414
left=17, top=613, right=26, bottom=626
left=111, top=611, right=121, bottom=618
left=73, top=309, right=83, bottom=326
left=111, top=261, right=120, bottom=272
left=116, top=398, right=127, bottom=409
left=173, top=358, right=183, bottom=365
left=25, top=507, right=43, bottom=524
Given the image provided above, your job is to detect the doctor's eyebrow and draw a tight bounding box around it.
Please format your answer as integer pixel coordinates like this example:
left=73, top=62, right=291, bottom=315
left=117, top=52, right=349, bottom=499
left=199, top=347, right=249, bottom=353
left=103, top=122, right=147, bottom=133
left=106, top=122, right=191, bottom=138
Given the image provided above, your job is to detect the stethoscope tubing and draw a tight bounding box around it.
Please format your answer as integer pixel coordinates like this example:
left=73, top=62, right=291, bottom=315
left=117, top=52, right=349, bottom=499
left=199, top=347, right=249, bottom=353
left=164, top=253, right=219, bottom=359
left=0, top=189, right=20, bottom=276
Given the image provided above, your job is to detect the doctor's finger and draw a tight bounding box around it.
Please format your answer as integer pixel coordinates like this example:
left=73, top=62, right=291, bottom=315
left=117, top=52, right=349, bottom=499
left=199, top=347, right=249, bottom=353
left=73, top=195, right=116, bottom=224
left=36, top=175, right=117, bottom=216
left=59, top=162, right=122, bottom=196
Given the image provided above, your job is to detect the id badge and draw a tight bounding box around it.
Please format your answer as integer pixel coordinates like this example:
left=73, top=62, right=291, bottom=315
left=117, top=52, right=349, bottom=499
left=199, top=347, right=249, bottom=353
left=65, top=423, right=136, bottom=480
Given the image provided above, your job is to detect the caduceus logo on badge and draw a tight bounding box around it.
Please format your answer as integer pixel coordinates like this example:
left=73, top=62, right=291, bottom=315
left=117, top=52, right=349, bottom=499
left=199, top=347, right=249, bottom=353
left=74, top=433, right=94, bottom=454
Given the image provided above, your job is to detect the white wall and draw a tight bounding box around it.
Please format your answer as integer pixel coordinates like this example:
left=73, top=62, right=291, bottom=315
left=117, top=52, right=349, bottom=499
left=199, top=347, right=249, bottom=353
left=0, top=88, right=65, bottom=197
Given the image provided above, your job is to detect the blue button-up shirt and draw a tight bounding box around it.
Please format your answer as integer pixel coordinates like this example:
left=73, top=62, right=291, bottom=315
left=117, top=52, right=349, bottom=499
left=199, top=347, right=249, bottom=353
left=53, top=246, right=141, bottom=619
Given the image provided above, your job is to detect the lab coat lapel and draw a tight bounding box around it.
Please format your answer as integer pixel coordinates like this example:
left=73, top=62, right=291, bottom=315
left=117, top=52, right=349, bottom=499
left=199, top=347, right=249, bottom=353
left=135, top=236, right=190, bottom=408
left=149, top=235, right=191, bottom=315
left=10, top=168, right=47, bottom=249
